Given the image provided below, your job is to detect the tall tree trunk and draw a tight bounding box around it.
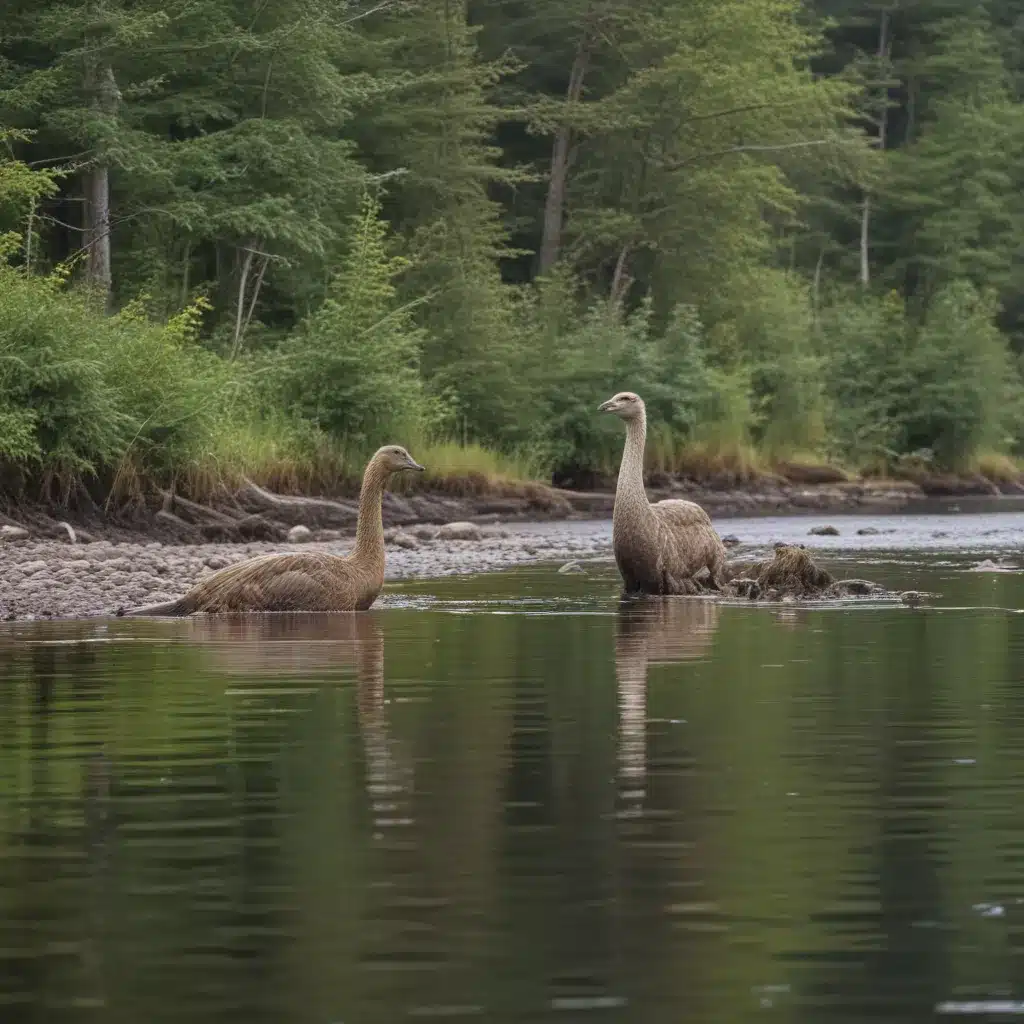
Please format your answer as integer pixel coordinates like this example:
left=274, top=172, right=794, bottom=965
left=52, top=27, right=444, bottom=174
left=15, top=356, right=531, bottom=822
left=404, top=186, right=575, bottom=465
left=812, top=241, right=825, bottom=323
left=83, top=61, right=120, bottom=307
left=609, top=244, right=631, bottom=307
left=538, top=42, right=590, bottom=275
left=860, top=7, right=892, bottom=290
left=859, top=194, right=871, bottom=289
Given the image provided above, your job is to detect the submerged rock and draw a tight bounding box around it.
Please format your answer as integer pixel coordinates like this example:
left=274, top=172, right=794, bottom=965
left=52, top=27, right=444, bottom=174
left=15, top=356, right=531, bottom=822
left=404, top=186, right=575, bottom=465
left=809, top=525, right=840, bottom=536
left=969, top=558, right=1018, bottom=572
left=835, top=579, right=883, bottom=596
left=721, top=534, right=741, bottom=547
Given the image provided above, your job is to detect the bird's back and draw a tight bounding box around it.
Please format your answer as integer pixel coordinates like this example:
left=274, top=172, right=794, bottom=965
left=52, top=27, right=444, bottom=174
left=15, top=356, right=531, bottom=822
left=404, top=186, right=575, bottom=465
left=182, top=550, right=378, bottom=613
left=651, top=499, right=726, bottom=580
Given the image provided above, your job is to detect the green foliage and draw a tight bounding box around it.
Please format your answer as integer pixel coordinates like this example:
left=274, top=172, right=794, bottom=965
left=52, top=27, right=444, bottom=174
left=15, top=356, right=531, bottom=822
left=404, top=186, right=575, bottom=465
left=0, top=0, right=1022, bottom=495
left=518, top=283, right=747, bottom=481
left=277, top=191, right=434, bottom=450
left=0, top=261, right=253, bottom=488
left=821, top=282, right=1024, bottom=471
left=820, top=289, right=911, bottom=469
left=900, top=281, right=1023, bottom=468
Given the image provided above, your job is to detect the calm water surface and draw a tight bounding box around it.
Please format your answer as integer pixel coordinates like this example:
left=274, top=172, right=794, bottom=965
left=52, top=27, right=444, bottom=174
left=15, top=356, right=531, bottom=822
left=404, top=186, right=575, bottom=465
left=3, top=539, right=1024, bottom=1022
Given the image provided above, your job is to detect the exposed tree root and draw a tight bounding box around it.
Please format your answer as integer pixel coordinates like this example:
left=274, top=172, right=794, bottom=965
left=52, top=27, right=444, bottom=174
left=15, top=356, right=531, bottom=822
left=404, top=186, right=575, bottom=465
left=237, top=479, right=359, bottom=527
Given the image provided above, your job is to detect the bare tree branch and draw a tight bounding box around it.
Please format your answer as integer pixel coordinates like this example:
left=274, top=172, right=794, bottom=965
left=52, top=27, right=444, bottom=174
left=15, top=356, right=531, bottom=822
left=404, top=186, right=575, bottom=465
left=663, top=137, right=852, bottom=171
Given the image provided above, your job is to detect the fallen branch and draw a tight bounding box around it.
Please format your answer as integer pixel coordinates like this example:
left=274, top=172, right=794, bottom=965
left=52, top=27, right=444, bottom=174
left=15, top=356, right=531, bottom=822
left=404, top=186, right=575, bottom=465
left=160, top=490, right=241, bottom=527
left=237, top=479, right=359, bottom=526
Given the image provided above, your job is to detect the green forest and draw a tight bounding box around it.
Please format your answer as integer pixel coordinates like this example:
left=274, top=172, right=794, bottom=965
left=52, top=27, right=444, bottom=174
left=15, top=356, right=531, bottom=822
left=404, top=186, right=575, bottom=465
left=2, top=0, right=1024, bottom=501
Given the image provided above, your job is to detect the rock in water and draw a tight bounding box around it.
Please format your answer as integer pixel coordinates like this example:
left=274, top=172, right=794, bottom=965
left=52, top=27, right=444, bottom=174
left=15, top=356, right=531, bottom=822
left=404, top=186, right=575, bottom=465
left=287, top=525, right=312, bottom=543
left=721, top=534, right=741, bottom=547
left=809, top=525, right=839, bottom=536
left=437, top=521, right=482, bottom=541
left=836, top=579, right=881, bottom=596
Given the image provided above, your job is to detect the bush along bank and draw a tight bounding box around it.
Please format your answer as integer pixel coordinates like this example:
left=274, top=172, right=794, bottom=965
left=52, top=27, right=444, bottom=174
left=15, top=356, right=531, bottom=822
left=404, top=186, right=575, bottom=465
left=0, top=253, right=1020, bottom=546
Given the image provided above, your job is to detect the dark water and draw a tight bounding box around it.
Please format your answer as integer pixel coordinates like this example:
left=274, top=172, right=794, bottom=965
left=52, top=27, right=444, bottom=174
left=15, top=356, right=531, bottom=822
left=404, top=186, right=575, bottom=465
left=3, top=550, right=1024, bottom=1022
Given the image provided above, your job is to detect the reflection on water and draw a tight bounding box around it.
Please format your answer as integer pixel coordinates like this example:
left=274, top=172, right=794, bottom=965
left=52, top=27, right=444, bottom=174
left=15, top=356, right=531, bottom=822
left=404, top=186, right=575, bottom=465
left=1, top=556, right=1024, bottom=1021
left=614, top=599, right=719, bottom=812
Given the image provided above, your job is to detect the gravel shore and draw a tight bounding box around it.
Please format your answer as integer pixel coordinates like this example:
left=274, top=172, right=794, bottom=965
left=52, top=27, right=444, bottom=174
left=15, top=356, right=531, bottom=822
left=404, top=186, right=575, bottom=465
left=2, top=503, right=1020, bottom=620
left=0, top=521, right=614, bottom=620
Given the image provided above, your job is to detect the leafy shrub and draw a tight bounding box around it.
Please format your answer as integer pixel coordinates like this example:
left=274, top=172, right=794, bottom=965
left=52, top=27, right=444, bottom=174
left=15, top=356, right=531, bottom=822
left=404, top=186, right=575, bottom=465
left=821, top=281, right=1023, bottom=472
left=899, top=281, right=1023, bottom=469
left=820, top=289, right=910, bottom=470
left=278, top=191, right=436, bottom=451
left=519, top=290, right=748, bottom=483
left=727, top=268, right=825, bottom=457
left=0, top=260, right=254, bottom=495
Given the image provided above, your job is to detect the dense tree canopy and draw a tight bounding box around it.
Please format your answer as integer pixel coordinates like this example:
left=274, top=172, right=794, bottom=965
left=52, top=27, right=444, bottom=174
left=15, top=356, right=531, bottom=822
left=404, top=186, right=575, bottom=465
left=0, top=0, right=1022, bottom=493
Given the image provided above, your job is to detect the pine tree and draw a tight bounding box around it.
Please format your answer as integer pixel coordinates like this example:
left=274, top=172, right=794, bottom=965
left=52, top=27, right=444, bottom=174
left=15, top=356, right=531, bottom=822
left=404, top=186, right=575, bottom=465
left=348, top=0, right=530, bottom=442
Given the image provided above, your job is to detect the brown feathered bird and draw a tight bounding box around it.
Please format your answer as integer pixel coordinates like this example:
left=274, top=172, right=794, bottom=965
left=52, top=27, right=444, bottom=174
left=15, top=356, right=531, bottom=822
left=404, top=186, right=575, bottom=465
left=127, top=445, right=424, bottom=615
left=599, top=391, right=726, bottom=595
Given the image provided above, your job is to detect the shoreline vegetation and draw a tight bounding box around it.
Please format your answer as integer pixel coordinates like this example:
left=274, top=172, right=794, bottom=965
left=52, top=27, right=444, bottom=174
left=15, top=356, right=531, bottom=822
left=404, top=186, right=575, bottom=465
left=0, top=459, right=1014, bottom=548
left=3, top=0, right=1024, bottom=541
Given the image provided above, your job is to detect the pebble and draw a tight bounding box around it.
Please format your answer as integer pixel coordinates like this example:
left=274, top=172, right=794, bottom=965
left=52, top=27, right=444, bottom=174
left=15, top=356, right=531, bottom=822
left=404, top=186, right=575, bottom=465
left=0, top=525, right=613, bottom=620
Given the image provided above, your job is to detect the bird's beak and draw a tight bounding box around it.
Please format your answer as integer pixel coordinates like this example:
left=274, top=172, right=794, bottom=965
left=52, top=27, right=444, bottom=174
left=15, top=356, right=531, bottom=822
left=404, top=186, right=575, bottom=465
left=408, top=459, right=425, bottom=472
left=598, top=399, right=616, bottom=413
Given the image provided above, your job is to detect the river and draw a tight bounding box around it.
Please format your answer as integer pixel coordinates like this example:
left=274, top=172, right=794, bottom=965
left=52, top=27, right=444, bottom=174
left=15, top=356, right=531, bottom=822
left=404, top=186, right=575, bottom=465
left=1, top=511, right=1023, bottom=1021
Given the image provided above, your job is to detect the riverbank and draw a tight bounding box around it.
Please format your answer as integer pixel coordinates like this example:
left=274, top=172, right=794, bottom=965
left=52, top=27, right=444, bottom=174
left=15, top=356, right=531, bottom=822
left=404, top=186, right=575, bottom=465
left=0, top=521, right=614, bottom=620
left=0, top=470, right=1008, bottom=547
left=2, top=508, right=1021, bottom=621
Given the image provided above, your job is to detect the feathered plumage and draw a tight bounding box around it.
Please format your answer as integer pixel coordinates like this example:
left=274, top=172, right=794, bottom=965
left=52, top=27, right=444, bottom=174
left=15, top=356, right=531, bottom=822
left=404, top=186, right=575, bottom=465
left=599, top=392, right=727, bottom=595
left=127, top=445, right=423, bottom=616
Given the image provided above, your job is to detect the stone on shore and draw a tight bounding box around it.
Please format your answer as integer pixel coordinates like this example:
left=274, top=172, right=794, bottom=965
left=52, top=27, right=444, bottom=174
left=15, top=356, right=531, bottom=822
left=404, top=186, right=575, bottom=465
left=437, top=521, right=482, bottom=541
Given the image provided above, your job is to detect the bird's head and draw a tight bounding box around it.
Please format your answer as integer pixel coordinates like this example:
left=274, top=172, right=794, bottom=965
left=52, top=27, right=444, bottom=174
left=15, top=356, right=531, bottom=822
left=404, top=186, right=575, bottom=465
left=373, top=445, right=425, bottom=474
left=598, top=391, right=644, bottom=420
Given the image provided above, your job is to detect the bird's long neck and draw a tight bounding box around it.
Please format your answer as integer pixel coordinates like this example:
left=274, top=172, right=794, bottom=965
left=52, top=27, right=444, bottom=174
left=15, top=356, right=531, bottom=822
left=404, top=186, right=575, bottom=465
left=353, top=459, right=389, bottom=572
left=614, top=409, right=652, bottom=526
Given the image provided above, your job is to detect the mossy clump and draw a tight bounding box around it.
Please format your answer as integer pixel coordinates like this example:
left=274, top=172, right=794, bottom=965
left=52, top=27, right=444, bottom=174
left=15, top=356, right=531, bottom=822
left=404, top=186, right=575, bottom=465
left=720, top=544, right=884, bottom=601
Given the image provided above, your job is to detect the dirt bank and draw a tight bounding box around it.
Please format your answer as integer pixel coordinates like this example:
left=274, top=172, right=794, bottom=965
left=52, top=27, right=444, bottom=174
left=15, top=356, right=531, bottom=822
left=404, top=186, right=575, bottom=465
left=0, top=472, right=968, bottom=547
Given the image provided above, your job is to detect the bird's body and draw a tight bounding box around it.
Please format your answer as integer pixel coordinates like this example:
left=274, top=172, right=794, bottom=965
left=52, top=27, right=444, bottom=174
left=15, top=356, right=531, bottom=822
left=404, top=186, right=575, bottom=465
left=600, top=392, right=726, bottom=595
left=127, top=445, right=423, bottom=616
